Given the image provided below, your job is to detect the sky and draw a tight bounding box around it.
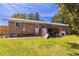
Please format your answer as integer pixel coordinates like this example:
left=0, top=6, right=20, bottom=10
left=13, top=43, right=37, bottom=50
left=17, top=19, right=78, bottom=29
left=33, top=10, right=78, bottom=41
left=0, top=3, right=58, bottom=26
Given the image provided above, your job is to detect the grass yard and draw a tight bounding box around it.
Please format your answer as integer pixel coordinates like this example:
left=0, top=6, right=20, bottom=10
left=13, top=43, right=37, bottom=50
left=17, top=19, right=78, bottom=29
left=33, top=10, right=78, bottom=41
left=0, top=35, right=79, bottom=56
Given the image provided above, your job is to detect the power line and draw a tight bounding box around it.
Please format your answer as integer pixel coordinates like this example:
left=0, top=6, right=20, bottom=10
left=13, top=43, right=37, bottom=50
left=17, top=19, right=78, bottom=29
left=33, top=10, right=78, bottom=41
left=7, top=3, right=19, bottom=13
left=13, top=4, right=39, bottom=12
left=13, top=4, right=32, bottom=9
left=0, top=4, right=13, bottom=15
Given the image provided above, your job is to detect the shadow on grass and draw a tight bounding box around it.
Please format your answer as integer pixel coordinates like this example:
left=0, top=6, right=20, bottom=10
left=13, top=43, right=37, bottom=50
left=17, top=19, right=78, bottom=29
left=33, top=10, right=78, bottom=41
left=68, top=42, right=79, bottom=49
left=67, top=52, right=79, bottom=56
left=67, top=42, right=79, bottom=56
left=75, top=34, right=79, bottom=37
left=71, top=44, right=79, bottom=49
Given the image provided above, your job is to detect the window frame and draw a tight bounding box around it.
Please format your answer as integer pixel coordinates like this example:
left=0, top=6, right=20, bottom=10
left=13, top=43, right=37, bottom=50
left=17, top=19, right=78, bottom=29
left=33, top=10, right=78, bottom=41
left=15, top=22, right=20, bottom=27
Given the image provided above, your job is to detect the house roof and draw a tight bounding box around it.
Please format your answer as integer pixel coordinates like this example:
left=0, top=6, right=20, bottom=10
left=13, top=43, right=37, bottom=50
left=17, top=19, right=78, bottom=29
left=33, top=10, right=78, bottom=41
left=5, top=18, right=69, bottom=26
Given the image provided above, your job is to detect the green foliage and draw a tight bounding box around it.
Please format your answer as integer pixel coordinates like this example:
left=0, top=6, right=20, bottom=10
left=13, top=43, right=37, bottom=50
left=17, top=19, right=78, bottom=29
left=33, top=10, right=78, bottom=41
left=52, top=4, right=79, bottom=32
left=28, top=12, right=40, bottom=20
left=12, top=12, right=41, bottom=21
left=0, top=35, right=79, bottom=56
left=12, top=13, right=27, bottom=19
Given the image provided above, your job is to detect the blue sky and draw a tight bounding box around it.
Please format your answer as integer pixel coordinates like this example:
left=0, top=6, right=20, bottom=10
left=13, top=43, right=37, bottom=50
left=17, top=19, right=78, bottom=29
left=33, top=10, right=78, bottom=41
left=0, top=3, right=58, bottom=26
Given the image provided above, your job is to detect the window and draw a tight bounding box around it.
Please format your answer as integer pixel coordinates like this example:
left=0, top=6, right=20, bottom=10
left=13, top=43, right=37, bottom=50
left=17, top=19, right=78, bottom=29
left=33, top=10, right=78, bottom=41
left=15, top=22, right=20, bottom=27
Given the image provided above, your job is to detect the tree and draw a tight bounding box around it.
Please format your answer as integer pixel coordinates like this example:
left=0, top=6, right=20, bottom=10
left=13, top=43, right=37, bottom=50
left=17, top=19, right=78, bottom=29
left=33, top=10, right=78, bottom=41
left=12, top=12, right=41, bottom=21
left=52, top=3, right=79, bottom=32
left=28, top=13, right=33, bottom=20
left=35, top=12, right=40, bottom=20
left=12, top=13, right=27, bottom=19
left=28, top=12, right=40, bottom=20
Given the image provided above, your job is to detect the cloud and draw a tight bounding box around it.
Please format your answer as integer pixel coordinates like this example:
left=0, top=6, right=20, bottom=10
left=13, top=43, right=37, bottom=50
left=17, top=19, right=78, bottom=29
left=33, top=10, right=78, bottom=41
left=0, top=3, right=58, bottom=17
left=0, top=3, right=58, bottom=25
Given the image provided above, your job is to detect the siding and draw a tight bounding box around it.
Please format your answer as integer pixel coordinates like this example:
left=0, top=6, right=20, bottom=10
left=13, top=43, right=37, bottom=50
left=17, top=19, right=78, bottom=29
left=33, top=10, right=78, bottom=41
left=8, top=21, right=36, bottom=36
left=8, top=20, right=71, bottom=37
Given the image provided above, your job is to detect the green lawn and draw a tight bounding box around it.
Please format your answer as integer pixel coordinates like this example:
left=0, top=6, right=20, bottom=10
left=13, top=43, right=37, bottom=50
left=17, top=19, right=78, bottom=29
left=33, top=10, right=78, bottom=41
left=0, top=35, right=79, bottom=56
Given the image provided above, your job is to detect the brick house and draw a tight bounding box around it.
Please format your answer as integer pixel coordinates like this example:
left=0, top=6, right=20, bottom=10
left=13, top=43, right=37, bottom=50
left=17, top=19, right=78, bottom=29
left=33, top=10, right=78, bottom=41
left=5, top=18, right=70, bottom=37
